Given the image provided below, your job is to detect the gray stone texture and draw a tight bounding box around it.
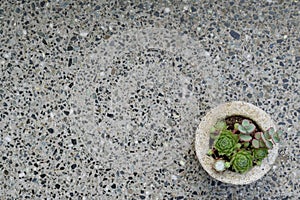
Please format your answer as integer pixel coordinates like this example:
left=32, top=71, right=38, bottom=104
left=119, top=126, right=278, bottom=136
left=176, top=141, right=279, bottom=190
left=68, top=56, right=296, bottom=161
left=0, top=0, right=299, bottom=199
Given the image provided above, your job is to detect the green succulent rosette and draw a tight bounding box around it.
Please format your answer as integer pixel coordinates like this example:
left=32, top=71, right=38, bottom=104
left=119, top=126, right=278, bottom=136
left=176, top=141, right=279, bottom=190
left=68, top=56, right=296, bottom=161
left=231, top=150, right=253, bottom=173
left=214, top=130, right=238, bottom=157
left=253, top=148, right=268, bottom=165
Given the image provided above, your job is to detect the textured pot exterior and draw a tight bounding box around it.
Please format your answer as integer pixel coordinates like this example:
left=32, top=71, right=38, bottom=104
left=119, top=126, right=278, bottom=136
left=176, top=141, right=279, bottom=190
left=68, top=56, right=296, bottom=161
left=195, top=101, right=279, bottom=185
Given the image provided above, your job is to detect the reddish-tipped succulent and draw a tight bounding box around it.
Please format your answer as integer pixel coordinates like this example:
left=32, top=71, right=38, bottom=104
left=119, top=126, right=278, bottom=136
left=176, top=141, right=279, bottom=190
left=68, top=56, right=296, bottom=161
left=252, top=128, right=283, bottom=149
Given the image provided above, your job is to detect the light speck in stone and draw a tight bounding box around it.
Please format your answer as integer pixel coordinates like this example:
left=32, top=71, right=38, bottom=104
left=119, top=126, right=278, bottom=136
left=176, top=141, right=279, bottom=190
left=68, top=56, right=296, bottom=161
left=171, top=175, right=178, bottom=180
left=179, top=160, right=185, bottom=166
left=80, top=31, right=89, bottom=37
left=4, top=136, right=12, bottom=142
left=164, top=7, right=170, bottom=14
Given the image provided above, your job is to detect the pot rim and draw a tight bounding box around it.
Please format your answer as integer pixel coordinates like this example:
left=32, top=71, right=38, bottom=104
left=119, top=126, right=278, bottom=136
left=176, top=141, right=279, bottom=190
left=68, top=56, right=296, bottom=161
left=195, top=101, right=279, bottom=185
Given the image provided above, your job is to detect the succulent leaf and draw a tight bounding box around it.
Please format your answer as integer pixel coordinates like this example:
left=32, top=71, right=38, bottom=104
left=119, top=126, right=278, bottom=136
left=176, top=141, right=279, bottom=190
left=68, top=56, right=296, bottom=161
left=231, top=150, right=253, bottom=173
left=268, top=127, right=275, bottom=136
left=253, top=148, right=268, bottom=164
left=238, top=119, right=256, bottom=134
left=207, top=149, right=214, bottom=156
left=261, top=132, right=268, bottom=144
left=265, top=140, right=273, bottom=149
left=243, top=142, right=250, bottom=148
left=261, top=132, right=273, bottom=149
left=210, top=132, right=219, bottom=140
left=210, top=121, right=228, bottom=139
left=211, top=121, right=228, bottom=132
left=242, top=119, right=250, bottom=127
left=225, top=162, right=231, bottom=168
left=254, top=132, right=262, bottom=140
left=234, top=123, right=239, bottom=130
left=215, top=121, right=228, bottom=131
left=256, top=160, right=262, bottom=165
left=264, top=131, right=271, bottom=139
left=259, top=140, right=266, bottom=148
left=214, top=130, right=238, bottom=157
left=272, top=130, right=282, bottom=143
left=272, top=135, right=280, bottom=143
left=239, top=134, right=252, bottom=142
left=247, top=125, right=255, bottom=133
left=238, top=125, right=247, bottom=134
left=210, top=127, right=216, bottom=133
left=252, top=139, right=260, bottom=148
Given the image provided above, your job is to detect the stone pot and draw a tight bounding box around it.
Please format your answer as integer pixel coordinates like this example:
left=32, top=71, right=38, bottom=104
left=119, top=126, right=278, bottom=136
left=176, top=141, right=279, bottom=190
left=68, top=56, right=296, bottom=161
left=195, top=101, right=279, bottom=185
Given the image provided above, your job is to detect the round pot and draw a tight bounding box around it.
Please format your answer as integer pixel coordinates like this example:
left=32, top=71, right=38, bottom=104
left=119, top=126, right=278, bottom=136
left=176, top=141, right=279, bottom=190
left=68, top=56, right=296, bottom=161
left=195, top=101, right=279, bottom=185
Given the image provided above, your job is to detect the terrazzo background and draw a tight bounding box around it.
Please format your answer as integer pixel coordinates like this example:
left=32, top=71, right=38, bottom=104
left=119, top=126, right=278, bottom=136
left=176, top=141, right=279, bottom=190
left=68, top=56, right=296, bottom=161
left=0, top=0, right=299, bottom=199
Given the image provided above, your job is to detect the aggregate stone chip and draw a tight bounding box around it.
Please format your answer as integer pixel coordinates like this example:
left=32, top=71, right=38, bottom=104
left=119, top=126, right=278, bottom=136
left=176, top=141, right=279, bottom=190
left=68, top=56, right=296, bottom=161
left=0, top=1, right=299, bottom=199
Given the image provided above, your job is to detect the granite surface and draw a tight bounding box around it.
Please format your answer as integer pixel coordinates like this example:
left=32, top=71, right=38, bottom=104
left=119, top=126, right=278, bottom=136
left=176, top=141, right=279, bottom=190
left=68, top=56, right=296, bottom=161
left=0, top=0, right=299, bottom=199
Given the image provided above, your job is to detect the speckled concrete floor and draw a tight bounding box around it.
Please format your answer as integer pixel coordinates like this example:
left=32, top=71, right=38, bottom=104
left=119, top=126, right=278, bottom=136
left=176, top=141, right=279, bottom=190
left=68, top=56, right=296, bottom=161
left=0, top=0, right=299, bottom=199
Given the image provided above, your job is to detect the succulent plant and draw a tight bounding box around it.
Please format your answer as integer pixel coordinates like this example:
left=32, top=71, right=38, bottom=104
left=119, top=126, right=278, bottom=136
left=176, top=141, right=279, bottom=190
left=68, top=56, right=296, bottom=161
left=238, top=119, right=256, bottom=142
left=214, top=130, right=239, bottom=157
left=210, top=121, right=228, bottom=139
left=234, top=123, right=239, bottom=130
left=253, top=148, right=268, bottom=165
left=261, top=128, right=282, bottom=149
left=214, top=160, right=231, bottom=172
left=207, top=149, right=214, bottom=156
left=214, top=121, right=228, bottom=131
left=231, top=150, right=253, bottom=173
left=251, top=132, right=263, bottom=148
left=252, top=128, right=282, bottom=149
left=208, top=118, right=282, bottom=174
left=238, top=119, right=256, bottom=134
left=232, top=123, right=240, bottom=134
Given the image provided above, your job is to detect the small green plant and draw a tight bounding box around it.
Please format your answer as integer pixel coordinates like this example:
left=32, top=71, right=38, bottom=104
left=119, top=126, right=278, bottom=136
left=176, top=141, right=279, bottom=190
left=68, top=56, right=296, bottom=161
left=238, top=119, right=255, bottom=142
left=210, top=121, right=228, bottom=139
left=231, top=150, right=253, bottom=173
left=252, top=127, right=283, bottom=149
left=208, top=118, right=282, bottom=174
left=214, top=130, right=238, bottom=156
left=253, top=148, right=268, bottom=165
